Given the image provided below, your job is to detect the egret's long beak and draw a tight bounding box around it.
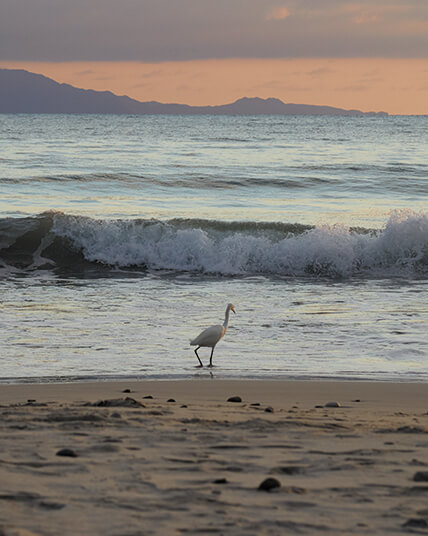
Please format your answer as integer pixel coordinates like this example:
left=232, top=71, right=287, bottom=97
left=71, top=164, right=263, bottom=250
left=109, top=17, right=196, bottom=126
left=232, top=307, right=236, bottom=314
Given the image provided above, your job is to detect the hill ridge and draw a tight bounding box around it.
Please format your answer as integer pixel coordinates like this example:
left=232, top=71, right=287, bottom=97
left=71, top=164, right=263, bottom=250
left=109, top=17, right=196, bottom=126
left=0, top=68, right=388, bottom=116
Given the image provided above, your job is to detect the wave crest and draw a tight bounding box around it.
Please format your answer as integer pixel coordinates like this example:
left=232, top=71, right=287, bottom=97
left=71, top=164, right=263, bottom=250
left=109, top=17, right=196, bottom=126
left=0, top=210, right=427, bottom=278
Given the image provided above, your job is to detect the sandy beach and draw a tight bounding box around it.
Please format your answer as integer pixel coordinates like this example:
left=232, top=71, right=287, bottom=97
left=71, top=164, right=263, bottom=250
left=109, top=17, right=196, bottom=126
left=0, top=380, right=427, bottom=535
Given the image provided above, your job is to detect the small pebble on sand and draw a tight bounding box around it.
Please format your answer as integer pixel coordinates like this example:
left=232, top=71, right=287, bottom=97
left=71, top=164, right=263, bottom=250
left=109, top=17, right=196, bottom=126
left=325, top=401, right=341, bottom=408
left=258, top=477, right=281, bottom=492
left=414, top=471, right=428, bottom=482
left=56, top=448, right=78, bottom=457
left=227, top=396, right=242, bottom=403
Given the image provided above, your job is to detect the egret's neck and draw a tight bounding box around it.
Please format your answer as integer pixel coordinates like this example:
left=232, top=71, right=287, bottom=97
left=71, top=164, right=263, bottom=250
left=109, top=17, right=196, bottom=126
left=223, top=307, right=232, bottom=329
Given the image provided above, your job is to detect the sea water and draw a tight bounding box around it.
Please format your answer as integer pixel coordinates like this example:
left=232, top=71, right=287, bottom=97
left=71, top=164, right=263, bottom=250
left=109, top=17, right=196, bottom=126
left=0, top=114, right=427, bottom=382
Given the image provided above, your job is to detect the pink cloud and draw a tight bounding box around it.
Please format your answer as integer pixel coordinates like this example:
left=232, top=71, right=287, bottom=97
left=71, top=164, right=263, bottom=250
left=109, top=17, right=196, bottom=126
left=266, top=6, right=290, bottom=21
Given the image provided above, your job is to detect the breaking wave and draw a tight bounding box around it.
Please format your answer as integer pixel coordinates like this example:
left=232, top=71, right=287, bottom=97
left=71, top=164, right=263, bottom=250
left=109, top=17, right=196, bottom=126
left=0, top=210, right=427, bottom=278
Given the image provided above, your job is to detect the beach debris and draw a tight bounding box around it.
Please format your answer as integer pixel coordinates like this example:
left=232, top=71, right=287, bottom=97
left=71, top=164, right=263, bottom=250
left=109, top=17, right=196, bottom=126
left=213, top=478, right=228, bottom=484
left=89, top=397, right=145, bottom=408
left=414, top=472, right=428, bottom=482
left=402, top=518, right=428, bottom=528
left=227, top=396, right=242, bottom=403
left=325, top=401, right=341, bottom=408
left=167, top=398, right=176, bottom=403
left=265, top=406, right=274, bottom=413
left=56, top=448, right=78, bottom=457
left=258, top=477, right=281, bottom=492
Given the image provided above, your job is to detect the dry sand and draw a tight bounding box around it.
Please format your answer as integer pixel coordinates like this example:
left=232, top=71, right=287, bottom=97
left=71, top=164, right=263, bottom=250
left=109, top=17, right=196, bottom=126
left=0, top=380, right=428, bottom=535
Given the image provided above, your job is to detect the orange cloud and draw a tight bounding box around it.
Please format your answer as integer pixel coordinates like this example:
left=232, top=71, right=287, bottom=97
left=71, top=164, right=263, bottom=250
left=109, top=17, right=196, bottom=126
left=265, top=6, right=290, bottom=21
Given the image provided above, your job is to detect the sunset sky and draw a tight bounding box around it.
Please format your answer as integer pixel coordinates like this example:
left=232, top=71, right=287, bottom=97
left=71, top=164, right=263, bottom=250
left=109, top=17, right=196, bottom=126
left=1, top=0, right=427, bottom=114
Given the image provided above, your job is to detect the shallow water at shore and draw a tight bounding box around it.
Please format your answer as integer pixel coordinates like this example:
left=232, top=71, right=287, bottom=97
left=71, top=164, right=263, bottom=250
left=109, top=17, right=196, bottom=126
left=0, top=114, right=427, bottom=381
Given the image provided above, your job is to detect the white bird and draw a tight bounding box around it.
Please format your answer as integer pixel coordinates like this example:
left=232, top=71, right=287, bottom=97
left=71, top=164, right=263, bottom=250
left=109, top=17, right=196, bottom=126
left=190, top=303, right=236, bottom=367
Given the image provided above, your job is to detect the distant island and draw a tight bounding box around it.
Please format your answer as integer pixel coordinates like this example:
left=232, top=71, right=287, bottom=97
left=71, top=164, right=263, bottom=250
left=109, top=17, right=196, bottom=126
left=0, top=69, right=388, bottom=116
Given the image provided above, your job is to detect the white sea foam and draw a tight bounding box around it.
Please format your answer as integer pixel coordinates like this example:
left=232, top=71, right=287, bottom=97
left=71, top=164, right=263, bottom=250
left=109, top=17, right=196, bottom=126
left=51, top=209, right=428, bottom=277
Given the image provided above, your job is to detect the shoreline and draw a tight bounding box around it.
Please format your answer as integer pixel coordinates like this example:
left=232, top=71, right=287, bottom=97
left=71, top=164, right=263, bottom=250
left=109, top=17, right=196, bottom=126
left=1, top=377, right=428, bottom=409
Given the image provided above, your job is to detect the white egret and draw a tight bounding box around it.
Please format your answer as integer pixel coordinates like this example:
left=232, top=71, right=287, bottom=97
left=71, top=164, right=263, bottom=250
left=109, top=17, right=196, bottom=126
left=190, top=303, right=236, bottom=367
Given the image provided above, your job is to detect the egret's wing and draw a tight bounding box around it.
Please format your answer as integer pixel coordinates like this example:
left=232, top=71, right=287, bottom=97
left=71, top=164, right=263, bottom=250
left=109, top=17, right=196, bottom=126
left=190, top=324, right=224, bottom=347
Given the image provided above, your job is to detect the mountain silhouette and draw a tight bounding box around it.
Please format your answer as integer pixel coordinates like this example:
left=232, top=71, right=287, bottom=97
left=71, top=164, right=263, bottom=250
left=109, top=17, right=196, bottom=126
left=0, top=69, right=388, bottom=116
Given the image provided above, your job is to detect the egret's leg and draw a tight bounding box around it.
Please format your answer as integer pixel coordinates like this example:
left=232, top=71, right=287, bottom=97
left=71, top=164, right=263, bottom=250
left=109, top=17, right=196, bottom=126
left=208, top=347, right=215, bottom=367
left=194, top=347, right=203, bottom=367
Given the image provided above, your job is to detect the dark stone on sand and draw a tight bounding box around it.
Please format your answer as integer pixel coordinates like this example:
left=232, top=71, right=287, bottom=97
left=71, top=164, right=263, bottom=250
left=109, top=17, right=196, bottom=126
left=122, top=389, right=131, bottom=393
left=143, top=395, right=153, bottom=399
left=27, top=399, right=36, bottom=403
left=111, top=412, right=121, bottom=419
left=315, top=405, right=323, bottom=408
left=90, top=397, right=145, bottom=408
left=227, top=396, right=242, bottom=403
left=325, top=401, right=341, bottom=408
left=39, top=501, right=66, bottom=510
left=56, top=448, right=77, bottom=457
left=353, top=399, right=361, bottom=402
left=167, top=398, right=176, bottom=403
left=213, top=478, right=228, bottom=484
left=258, top=477, right=281, bottom=491
left=402, top=518, right=428, bottom=528
left=181, top=405, right=188, bottom=408
left=250, top=402, right=261, bottom=406
left=265, top=406, right=274, bottom=413
left=414, top=472, right=428, bottom=482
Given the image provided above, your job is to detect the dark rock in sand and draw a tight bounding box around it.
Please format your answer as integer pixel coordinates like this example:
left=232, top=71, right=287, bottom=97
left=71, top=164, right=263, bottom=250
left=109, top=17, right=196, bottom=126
left=27, top=399, right=36, bottom=403
left=227, top=396, right=242, bottom=403
left=265, top=406, right=274, bottom=413
left=111, top=412, right=121, bottom=419
left=167, top=398, right=176, bottom=403
left=250, top=402, right=261, bottom=406
left=143, top=395, right=153, bottom=399
left=402, top=518, right=428, bottom=528
left=325, top=402, right=341, bottom=408
left=315, top=405, right=323, bottom=408
left=181, top=405, right=188, bottom=408
left=39, top=501, right=66, bottom=510
left=56, top=448, right=78, bottom=457
left=353, top=399, right=361, bottom=402
left=213, top=478, right=228, bottom=484
left=414, top=472, right=428, bottom=482
left=90, top=397, right=145, bottom=408
left=258, top=477, right=281, bottom=492
left=122, top=389, right=131, bottom=393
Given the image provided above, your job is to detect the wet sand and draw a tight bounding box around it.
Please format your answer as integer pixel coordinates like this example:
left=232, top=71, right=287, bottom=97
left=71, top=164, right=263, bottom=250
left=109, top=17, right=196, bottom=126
left=1, top=380, right=428, bottom=535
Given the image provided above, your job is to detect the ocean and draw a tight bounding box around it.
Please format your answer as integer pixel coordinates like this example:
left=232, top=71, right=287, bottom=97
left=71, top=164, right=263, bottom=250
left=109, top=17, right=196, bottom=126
left=0, top=113, right=427, bottom=382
